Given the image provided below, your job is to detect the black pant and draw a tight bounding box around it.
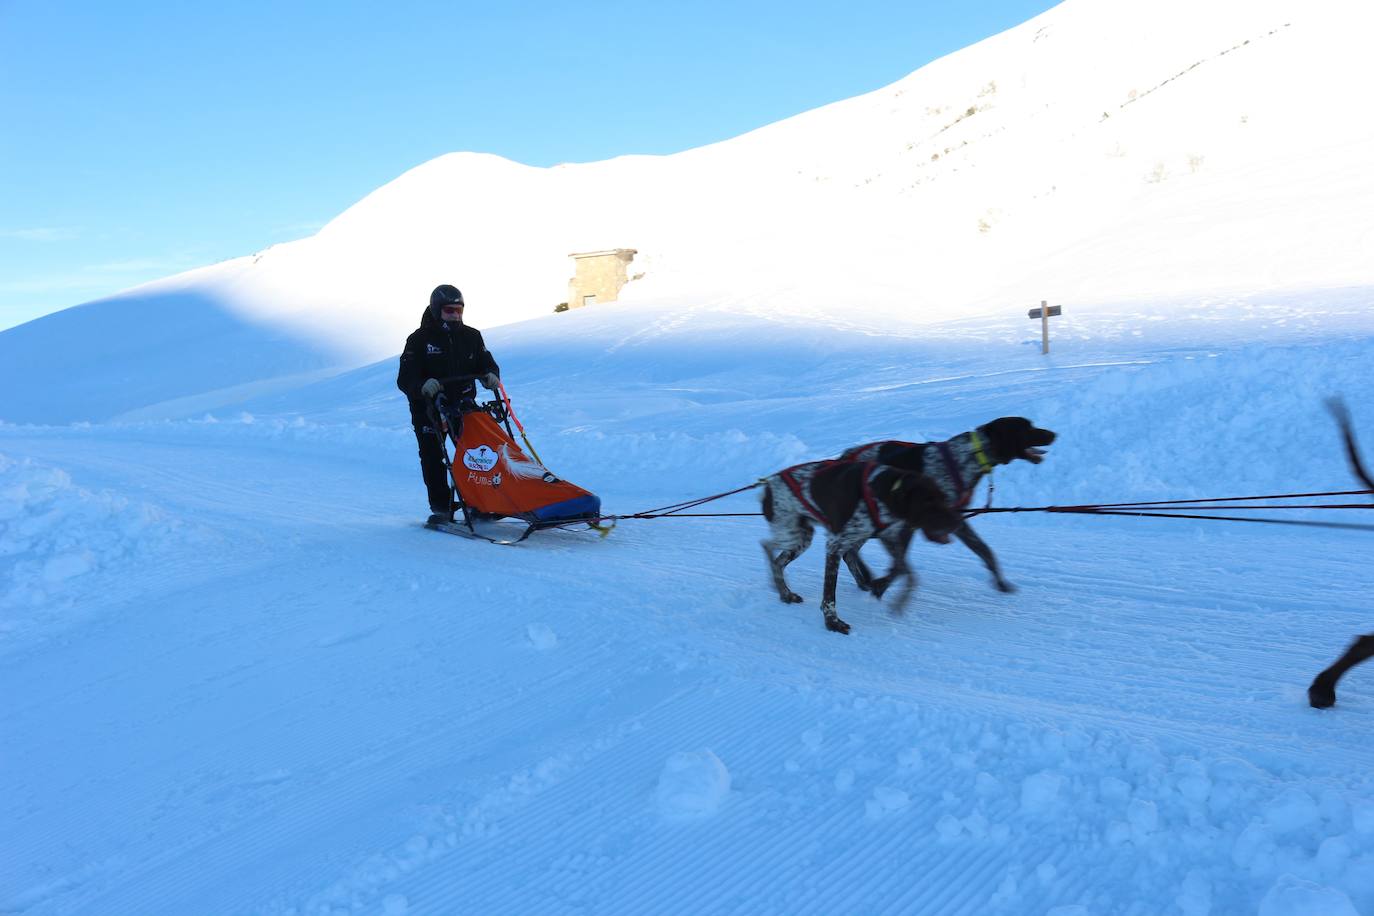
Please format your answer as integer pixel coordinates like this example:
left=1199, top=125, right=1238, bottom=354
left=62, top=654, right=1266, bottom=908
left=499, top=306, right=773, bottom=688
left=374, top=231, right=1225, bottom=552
left=412, top=416, right=453, bottom=513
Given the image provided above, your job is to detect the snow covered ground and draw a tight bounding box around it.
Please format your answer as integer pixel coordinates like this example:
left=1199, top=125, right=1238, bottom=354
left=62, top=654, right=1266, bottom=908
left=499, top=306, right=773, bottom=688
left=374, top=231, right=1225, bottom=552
left=4, top=289, right=1374, bottom=915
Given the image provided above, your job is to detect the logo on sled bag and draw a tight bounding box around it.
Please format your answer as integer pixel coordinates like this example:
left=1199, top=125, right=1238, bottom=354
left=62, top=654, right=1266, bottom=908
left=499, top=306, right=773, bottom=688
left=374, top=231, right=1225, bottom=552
left=462, top=445, right=499, bottom=471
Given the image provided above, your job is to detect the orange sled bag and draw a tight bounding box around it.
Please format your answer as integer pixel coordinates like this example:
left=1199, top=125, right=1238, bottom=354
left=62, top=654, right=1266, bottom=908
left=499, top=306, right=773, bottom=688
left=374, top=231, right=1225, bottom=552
left=438, top=395, right=601, bottom=528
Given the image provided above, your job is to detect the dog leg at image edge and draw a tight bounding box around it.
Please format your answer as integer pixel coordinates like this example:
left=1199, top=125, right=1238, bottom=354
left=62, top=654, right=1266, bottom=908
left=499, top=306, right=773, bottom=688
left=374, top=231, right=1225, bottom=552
left=1308, top=634, right=1374, bottom=709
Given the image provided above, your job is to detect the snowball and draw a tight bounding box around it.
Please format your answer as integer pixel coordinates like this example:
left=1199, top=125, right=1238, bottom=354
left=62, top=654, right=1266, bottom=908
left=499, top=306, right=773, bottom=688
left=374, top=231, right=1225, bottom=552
left=1176, top=869, right=1212, bottom=916
left=1316, top=837, right=1350, bottom=880
left=1352, top=799, right=1374, bottom=835
left=1021, top=771, right=1064, bottom=815
left=1127, top=798, right=1159, bottom=835
left=41, top=550, right=95, bottom=583
left=865, top=786, right=909, bottom=819
left=655, top=750, right=730, bottom=820
left=990, top=871, right=1019, bottom=905
left=1098, top=776, right=1131, bottom=804
left=1256, top=874, right=1358, bottom=916
left=1263, top=789, right=1320, bottom=835
left=1177, top=772, right=1212, bottom=805
left=525, top=623, right=558, bottom=650
left=897, top=747, right=924, bottom=770
left=962, top=810, right=990, bottom=839
left=935, top=813, right=963, bottom=840
left=1232, top=819, right=1272, bottom=869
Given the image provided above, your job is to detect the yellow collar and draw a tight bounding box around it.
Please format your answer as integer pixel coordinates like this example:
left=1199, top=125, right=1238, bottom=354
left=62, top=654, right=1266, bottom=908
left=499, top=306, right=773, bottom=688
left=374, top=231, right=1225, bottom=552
left=970, top=429, right=994, bottom=473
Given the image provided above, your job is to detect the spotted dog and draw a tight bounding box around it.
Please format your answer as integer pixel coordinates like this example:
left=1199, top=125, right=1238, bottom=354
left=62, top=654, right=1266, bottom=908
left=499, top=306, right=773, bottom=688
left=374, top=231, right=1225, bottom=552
left=839, top=417, right=1057, bottom=594
left=1309, top=398, right=1373, bottom=709
left=761, top=459, right=962, bottom=635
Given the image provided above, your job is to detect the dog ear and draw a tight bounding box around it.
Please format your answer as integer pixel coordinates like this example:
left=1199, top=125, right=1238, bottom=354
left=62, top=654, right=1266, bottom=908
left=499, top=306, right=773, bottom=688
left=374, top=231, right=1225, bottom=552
left=982, top=417, right=1054, bottom=461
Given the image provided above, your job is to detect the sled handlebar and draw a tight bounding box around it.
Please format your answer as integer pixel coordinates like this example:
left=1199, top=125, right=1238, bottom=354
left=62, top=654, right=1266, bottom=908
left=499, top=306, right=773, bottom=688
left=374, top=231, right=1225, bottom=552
left=432, top=375, right=508, bottom=425
left=432, top=375, right=540, bottom=464
left=428, top=374, right=502, bottom=403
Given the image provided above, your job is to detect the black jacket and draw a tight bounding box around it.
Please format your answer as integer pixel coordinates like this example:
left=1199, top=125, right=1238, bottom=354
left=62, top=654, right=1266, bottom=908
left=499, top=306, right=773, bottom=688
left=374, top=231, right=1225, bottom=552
left=397, top=309, right=500, bottom=418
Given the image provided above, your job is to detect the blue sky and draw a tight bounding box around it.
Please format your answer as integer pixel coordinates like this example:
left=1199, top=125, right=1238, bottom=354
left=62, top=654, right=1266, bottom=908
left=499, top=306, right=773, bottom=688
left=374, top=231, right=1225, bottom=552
left=0, top=0, right=1059, bottom=331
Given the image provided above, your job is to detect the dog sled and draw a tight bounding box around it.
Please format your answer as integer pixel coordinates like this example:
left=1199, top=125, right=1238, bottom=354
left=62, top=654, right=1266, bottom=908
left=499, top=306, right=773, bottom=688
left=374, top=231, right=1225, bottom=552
left=425, top=375, right=603, bottom=544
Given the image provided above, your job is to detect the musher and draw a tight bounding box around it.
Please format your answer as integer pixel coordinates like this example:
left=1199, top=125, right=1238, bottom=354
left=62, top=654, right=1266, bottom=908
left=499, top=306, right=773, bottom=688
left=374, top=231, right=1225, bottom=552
left=397, top=284, right=501, bottom=524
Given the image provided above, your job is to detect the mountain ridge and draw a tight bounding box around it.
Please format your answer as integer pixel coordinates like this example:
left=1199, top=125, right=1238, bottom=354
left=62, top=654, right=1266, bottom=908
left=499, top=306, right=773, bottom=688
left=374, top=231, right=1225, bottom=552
left=3, top=0, right=1370, bottom=423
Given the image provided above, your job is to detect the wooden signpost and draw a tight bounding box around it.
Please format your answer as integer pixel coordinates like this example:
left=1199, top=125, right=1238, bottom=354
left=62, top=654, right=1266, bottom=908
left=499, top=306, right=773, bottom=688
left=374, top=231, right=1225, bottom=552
left=1027, top=300, right=1062, bottom=354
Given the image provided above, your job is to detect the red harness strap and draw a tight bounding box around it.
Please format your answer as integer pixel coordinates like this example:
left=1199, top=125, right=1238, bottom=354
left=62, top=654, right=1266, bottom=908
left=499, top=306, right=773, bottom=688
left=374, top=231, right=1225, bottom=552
left=779, top=461, right=836, bottom=526
left=779, top=460, right=889, bottom=533
left=936, top=441, right=975, bottom=509
left=858, top=465, right=890, bottom=532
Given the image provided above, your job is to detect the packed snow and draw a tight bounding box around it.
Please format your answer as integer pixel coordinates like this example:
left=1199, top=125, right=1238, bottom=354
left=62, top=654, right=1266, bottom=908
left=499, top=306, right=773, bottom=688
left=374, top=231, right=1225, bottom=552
left=3, top=290, right=1373, bottom=914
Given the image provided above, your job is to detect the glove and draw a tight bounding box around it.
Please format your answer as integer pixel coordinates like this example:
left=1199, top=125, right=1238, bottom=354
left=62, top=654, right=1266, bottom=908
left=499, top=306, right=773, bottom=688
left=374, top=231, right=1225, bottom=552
left=480, top=372, right=500, bottom=391
left=421, top=378, right=442, bottom=399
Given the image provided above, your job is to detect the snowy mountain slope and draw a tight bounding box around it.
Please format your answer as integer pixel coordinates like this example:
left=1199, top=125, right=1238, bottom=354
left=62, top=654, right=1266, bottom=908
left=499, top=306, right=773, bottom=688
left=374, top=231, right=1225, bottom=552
left=4, top=0, right=1373, bottom=424
left=4, top=291, right=1374, bottom=914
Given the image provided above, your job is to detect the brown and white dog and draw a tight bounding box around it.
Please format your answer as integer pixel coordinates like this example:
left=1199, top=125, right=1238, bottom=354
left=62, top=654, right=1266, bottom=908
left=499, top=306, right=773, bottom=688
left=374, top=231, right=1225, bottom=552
left=838, top=417, right=1057, bottom=594
left=1308, top=399, right=1373, bottom=709
left=761, top=460, right=962, bottom=634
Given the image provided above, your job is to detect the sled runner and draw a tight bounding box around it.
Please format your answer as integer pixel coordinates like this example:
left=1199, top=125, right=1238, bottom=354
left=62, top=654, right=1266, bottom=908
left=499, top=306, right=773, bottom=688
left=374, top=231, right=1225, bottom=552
left=424, top=375, right=603, bottom=544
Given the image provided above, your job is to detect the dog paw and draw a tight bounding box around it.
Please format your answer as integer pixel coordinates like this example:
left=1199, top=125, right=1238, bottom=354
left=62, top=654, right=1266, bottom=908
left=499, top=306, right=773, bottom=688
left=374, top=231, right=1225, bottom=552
left=781, top=592, right=805, bottom=604
left=1308, top=678, right=1337, bottom=709
left=995, top=580, right=1017, bottom=594
left=824, top=615, right=851, bottom=635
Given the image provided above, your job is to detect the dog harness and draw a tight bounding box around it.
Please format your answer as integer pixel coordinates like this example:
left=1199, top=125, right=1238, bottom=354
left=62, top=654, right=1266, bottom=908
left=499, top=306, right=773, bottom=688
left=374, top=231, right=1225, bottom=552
left=778, top=460, right=891, bottom=533
left=936, top=430, right=994, bottom=508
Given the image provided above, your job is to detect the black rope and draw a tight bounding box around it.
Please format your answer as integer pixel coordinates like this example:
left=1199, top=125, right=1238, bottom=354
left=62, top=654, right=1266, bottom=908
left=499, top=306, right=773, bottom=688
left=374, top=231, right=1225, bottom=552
left=540, top=485, right=1374, bottom=535
left=610, top=511, right=763, bottom=520
left=969, top=489, right=1374, bottom=513
left=1055, top=508, right=1374, bottom=533
left=532, top=483, right=766, bottom=533
left=627, top=482, right=764, bottom=518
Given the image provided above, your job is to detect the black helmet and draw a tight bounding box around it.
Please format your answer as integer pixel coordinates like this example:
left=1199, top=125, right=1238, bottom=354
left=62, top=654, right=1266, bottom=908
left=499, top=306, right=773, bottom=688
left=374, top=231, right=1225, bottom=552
left=429, top=284, right=464, bottom=322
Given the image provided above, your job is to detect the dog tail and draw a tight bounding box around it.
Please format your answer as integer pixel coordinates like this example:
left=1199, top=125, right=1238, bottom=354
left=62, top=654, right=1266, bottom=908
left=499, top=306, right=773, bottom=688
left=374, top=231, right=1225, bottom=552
left=1328, top=398, right=1374, bottom=495
left=761, top=482, right=776, bottom=522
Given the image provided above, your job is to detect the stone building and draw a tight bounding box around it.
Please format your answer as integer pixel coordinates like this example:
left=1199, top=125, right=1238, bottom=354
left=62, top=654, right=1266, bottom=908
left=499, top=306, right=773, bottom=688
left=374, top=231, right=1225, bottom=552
left=564, top=248, right=638, bottom=310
